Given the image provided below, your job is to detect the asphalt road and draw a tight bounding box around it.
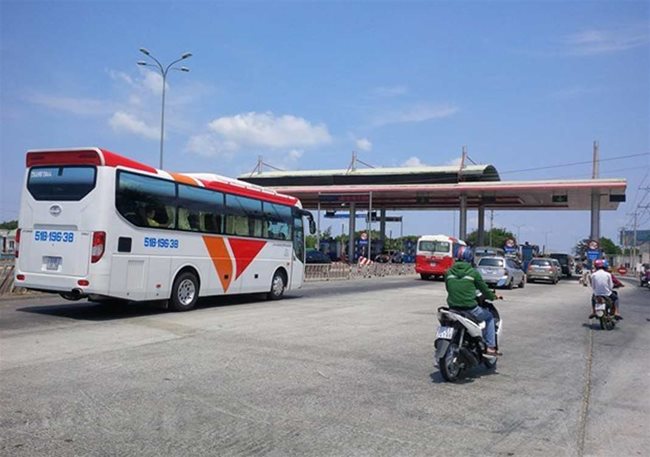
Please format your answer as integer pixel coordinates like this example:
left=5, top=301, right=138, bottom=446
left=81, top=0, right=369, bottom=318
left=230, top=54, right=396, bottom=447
left=1, top=276, right=648, bottom=457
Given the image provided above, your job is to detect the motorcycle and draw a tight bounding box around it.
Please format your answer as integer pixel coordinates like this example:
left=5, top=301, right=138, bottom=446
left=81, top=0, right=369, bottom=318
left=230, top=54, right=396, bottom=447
left=434, top=279, right=504, bottom=382
left=593, top=295, right=616, bottom=330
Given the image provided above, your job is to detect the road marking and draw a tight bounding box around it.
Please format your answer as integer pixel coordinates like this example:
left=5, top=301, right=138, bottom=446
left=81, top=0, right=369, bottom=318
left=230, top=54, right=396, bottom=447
left=577, top=325, right=594, bottom=456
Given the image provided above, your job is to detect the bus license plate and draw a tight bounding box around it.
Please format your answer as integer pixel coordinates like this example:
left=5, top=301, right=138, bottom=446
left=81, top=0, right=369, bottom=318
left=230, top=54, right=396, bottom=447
left=44, top=256, right=62, bottom=271
left=436, top=326, right=455, bottom=339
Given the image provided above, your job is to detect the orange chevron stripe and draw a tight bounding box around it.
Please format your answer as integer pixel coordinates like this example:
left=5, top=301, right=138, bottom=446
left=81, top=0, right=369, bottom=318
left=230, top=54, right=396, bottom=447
left=170, top=172, right=199, bottom=186
left=202, top=236, right=233, bottom=293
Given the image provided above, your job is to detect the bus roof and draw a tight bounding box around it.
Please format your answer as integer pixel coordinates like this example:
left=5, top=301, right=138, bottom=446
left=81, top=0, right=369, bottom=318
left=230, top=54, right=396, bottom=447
left=417, top=234, right=465, bottom=244
left=25, top=147, right=299, bottom=207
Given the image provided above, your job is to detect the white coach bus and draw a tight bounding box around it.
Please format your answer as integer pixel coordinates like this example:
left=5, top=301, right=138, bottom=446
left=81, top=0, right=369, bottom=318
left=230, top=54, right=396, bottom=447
left=15, top=147, right=315, bottom=311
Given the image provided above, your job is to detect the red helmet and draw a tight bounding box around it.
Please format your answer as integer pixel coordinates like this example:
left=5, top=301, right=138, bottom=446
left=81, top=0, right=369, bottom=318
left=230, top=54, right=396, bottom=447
left=594, top=259, right=605, bottom=269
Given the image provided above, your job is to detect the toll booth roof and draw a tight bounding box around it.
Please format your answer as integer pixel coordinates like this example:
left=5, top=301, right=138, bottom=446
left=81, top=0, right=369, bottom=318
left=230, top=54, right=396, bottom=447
left=239, top=164, right=500, bottom=186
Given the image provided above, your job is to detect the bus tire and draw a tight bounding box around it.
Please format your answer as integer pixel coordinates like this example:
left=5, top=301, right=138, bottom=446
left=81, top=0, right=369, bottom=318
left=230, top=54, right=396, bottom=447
left=268, top=270, right=286, bottom=300
left=170, top=271, right=199, bottom=312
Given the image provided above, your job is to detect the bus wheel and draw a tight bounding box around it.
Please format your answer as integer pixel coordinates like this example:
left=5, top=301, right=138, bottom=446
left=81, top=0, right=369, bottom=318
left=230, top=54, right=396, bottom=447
left=268, top=270, right=286, bottom=300
left=170, top=271, right=199, bottom=311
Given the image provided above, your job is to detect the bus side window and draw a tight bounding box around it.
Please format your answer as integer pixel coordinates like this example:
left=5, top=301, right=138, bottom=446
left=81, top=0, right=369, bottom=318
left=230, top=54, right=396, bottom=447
left=188, top=213, right=200, bottom=231
left=178, top=208, right=191, bottom=230
left=164, top=206, right=176, bottom=228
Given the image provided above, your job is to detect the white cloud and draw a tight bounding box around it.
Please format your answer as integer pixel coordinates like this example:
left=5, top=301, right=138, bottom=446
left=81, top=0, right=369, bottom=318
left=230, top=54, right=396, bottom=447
left=27, top=94, right=110, bottom=116
left=109, top=111, right=158, bottom=140
left=373, top=85, right=408, bottom=97
left=446, top=157, right=463, bottom=167
left=550, top=86, right=601, bottom=100
left=207, top=111, right=332, bottom=150
left=275, top=149, right=304, bottom=170
left=565, top=26, right=649, bottom=55
left=402, top=156, right=425, bottom=167
left=108, top=70, right=134, bottom=86
left=356, top=138, right=372, bottom=152
left=372, top=103, right=459, bottom=127
left=185, top=134, right=238, bottom=158
left=141, top=70, right=165, bottom=95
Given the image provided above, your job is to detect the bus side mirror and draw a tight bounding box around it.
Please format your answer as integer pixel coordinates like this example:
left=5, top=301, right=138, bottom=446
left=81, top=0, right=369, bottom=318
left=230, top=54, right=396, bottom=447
left=308, top=219, right=316, bottom=235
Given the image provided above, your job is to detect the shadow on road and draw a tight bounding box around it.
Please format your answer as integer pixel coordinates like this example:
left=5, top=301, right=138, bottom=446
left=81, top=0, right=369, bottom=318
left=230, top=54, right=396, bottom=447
left=16, top=293, right=290, bottom=321
left=429, top=365, right=499, bottom=384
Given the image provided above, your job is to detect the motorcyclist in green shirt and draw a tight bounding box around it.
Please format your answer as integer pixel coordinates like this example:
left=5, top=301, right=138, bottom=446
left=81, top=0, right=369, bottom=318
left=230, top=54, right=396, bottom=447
left=445, top=247, right=501, bottom=356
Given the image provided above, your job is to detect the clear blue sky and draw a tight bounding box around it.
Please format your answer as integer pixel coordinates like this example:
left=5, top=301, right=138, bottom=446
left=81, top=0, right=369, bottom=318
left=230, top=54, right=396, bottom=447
left=1, top=1, right=648, bottom=252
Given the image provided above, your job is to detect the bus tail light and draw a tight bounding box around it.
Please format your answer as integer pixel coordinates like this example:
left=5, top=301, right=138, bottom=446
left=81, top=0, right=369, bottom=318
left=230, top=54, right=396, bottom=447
left=91, top=231, right=105, bottom=263
left=15, top=228, right=21, bottom=258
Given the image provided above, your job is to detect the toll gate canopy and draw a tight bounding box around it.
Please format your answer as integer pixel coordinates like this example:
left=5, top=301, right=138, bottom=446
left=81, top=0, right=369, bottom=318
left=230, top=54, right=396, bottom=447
left=238, top=164, right=626, bottom=211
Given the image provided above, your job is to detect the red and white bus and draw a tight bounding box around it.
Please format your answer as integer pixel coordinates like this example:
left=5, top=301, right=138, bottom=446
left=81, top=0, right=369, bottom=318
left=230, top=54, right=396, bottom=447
left=415, top=234, right=467, bottom=280
left=15, top=147, right=315, bottom=311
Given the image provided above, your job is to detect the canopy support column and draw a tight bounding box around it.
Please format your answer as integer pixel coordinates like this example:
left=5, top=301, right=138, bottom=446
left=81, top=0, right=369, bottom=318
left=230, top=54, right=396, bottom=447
left=459, top=195, right=468, bottom=241
left=348, top=202, right=356, bottom=264
left=477, top=205, right=485, bottom=245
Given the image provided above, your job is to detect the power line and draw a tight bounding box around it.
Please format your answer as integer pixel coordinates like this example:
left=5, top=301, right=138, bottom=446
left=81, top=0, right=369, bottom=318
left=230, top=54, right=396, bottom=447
left=499, top=152, right=649, bottom=175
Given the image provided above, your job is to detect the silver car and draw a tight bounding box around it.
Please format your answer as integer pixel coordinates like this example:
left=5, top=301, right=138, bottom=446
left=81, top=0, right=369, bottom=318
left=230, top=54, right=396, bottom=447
left=476, top=256, right=526, bottom=289
left=526, top=257, right=561, bottom=284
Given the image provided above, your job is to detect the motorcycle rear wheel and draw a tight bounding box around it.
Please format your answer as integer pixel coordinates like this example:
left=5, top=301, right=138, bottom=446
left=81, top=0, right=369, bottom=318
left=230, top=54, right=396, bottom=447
left=600, top=317, right=615, bottom=331
left=484, top=356, right=498, bottom=370
left=439, top=343, right=462, bottom=382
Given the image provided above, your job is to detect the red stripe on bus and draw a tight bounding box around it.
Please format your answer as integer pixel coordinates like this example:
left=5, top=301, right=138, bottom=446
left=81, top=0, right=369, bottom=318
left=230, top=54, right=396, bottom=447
left=200, top=179, right=298, bottom=206
left=228, top=239, right=267, bottom=279
left=100, top=149, right=158, bottom=174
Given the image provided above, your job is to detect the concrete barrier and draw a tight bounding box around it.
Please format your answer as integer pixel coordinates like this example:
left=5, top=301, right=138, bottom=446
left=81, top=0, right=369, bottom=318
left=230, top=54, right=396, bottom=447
left=0, top=261, right=22, bottom=295
left=304, top=262, right=416, bottom=281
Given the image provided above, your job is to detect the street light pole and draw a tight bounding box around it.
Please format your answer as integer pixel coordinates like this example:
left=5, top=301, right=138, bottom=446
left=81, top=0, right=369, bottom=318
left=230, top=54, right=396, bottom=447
left=544, top=230, right=552, bottom=254
left=513, top=224, right=525, bottom=243
left=137, top=48, right=192, bottom=169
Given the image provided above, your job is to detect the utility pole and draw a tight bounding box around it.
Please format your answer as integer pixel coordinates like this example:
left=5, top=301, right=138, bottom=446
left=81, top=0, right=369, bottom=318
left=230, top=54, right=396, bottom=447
left=632, top=201, right=650, bottom=270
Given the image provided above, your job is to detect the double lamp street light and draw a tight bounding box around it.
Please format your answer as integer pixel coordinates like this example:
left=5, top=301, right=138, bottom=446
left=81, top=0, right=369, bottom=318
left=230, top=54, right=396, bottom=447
left=137, top=48, right=192, bottom=169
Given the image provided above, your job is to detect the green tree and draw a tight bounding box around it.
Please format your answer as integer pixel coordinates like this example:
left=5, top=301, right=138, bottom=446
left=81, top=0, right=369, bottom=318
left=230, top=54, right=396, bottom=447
left=465, top=227, right=515, bottom=248
left=573, top=237, right=621, bottom=258
left=0, top=220, right=18, bottom=229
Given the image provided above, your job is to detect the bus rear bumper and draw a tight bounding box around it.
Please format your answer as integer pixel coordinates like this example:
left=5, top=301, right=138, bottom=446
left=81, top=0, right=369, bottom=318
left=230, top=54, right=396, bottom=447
left=14, top=271, right=109, bottom=298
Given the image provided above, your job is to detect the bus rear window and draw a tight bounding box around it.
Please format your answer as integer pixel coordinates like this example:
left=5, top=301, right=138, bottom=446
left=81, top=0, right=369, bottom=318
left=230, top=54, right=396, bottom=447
left=27, top=166, right=97, bottom=201
left=419, top=241, right=450, bottom=253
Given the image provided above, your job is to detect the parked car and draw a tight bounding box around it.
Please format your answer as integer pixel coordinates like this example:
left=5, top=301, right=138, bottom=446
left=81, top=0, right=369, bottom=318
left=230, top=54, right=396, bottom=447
left=476, top=256, right=526, bottom=289
left=548, top=253, right=574, bottom=278
left=526, top=258, right=560, bottom=284
left=306, top=250, right=332, bottom=264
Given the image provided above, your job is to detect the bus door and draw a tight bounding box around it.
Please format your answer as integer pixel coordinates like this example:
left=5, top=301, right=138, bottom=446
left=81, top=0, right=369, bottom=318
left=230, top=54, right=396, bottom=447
left=290, top=212, right=305, bottom=289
